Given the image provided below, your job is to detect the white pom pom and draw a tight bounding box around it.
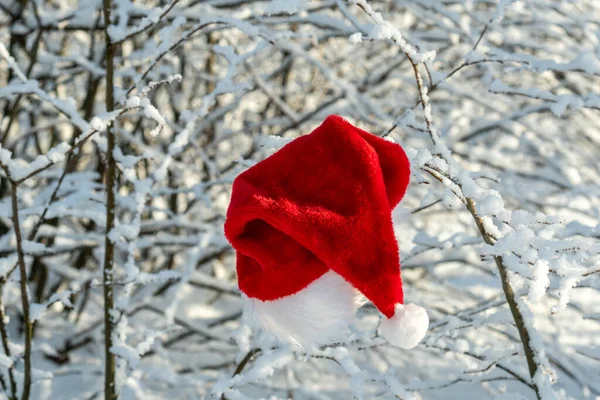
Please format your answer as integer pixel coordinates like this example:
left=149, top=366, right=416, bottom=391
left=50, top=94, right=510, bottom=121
left=379, top=303, right=429, bottom=349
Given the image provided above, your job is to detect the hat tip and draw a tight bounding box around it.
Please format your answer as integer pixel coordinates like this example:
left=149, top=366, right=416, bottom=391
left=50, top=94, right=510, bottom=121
left=323, top=114, right=350, bottom=126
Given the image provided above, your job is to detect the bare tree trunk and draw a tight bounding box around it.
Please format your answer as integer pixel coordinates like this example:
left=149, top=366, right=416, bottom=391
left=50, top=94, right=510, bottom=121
left=101, top=0, right=117, bottom=398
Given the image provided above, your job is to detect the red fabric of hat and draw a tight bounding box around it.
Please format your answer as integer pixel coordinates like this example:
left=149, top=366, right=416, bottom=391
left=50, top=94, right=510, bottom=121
left=225, top=115, right=428, bottom=349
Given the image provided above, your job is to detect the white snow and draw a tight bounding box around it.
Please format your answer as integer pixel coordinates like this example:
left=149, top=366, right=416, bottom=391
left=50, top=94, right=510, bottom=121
left=477, top=193, right=505, bottom=216
left=265, top=0, right=306, bottom=15
left=349, top=32, right=363, bottom=44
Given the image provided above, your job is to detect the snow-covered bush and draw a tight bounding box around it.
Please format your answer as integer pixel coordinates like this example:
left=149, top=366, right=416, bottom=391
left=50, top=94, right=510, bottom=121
left=0, top=0, right=598, bottom=399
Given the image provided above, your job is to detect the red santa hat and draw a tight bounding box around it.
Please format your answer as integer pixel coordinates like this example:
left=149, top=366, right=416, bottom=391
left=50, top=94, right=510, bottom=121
left=224, top=115, right=428, bottom=349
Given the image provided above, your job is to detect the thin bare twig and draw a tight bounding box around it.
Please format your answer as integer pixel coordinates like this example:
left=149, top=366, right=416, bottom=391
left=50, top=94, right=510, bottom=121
left=9, top=181, right=32, bottom=400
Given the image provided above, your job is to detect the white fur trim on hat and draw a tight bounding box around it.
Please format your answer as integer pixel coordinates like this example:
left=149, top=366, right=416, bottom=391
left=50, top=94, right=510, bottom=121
left=379, top=303, right=428, bottom=349
left=243, top=270, right=367, bottom=349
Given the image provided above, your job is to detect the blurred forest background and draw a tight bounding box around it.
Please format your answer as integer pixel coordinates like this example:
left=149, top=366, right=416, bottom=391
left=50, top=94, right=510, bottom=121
left=0, top=0, right=599, bottom=399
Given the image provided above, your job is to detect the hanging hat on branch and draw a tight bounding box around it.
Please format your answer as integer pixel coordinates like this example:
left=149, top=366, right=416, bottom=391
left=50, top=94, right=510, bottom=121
left=224, top=115, right=428, bottom=349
